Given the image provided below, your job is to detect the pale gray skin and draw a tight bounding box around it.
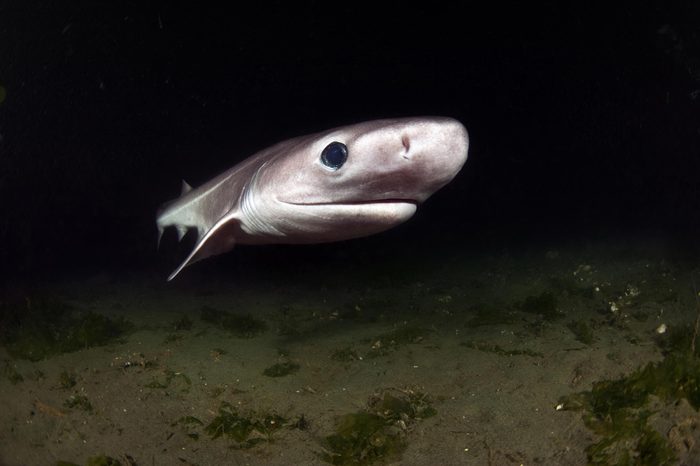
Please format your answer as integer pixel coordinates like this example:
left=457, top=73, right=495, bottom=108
left=157, top=117, right=469, bottom=280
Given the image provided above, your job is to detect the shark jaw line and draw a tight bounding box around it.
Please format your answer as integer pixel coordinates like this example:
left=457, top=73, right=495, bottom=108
left=279, top=198, right=419, bottom=207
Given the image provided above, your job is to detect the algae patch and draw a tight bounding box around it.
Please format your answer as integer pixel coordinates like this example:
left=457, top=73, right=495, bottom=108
left=331, top=347, right=361, bottom=362
left=144, top=369, right=192, bottom=392
left=517, top=291, right=563, bottom=320
left=200, top=306, right=267, bottom=338
left=320, top=388, right=436, bottom=465
left=0, top=295, right=133, bottom=361
left=2, top=360, right=23, bottom=384
left=559, top=353, right=700, bottom=464
left=263, top=361, right=300, bottom=377
left=63, top=394, right=93, bottom=412
left=465, top=303, right=517, bottom=327
left=567, top=319, right=595, bottom=345
left=461, top=340, right=544, bottom=358
left=364, top=325, right=430, bottom=358
left=203, top=401, right=287, bottom=448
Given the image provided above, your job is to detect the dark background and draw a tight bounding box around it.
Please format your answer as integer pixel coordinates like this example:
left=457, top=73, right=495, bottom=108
left=1, top=1, right=699, bottom=281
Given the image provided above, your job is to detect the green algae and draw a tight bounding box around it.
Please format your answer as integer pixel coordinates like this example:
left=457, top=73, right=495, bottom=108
left=144, top=369, right=191, bottom=392
left=559, top=353, right=700, bottom=464
left=320, top=389, right=435, bottom=465
left=172, top=415, right=204, bottom=440
left=465, top=303, right=517, bottom=327
left=86, top=456, right=122, bottom=466
left=173, top=315, right=193, bottom=331
left=0, top=295, right=133, bottom=361
left=2, top=360, right=23, bottom=384
left=263, top=361, right=300, bottom=377
left=461, top=340, right=544, bottom=358
left=56, top=457, right=122, bottom=466
left=63, top=394, right=93, bottom=412
left=567, top=319, right=595, bottom=345
left=364, top=325, right=429, bottom=358
left=321, top=411, right=405, bottom=465
left=204, top=401, right=287, bottom=448
left=200, top=305, right=267, bottom=338
left=59, top=370, right=77, bottom=389
left=517, top=291, right=563, bottom=320
left=331, top=347, right=361, bottom=362
left=162, top=333, right=184, bottom=344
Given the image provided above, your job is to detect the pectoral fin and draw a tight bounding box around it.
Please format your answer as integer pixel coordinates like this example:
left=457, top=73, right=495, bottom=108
left=167, top=214, right=241, bottom=281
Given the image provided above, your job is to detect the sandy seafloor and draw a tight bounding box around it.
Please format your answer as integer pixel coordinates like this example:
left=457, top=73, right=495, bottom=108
left=1, top=234, right=700, bottom=466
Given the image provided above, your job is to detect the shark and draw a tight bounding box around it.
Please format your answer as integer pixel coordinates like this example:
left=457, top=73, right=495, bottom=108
left=156, top=116, right=469, bottom=280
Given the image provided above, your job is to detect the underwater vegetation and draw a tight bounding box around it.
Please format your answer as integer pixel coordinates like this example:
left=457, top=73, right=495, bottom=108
left=144, top=368, right=192, bottom=393
left=172, top=415, right=204, bottom=440
left=63, top=394, right=93, bottom=412
left=331, top=347, right=361, bottom=362
left=567, top=319, right=595, bottom=345
left=516, top=291, right=563, bottom=320
left=172, top=314, right=193, bottom=331
left=59, top=370, right=77, bottom=389
left=465, top=302, right=518, bottom=327
left=560, top=324, right=700, bottom=465
left=0, top=295, right=133, bottom=361
left=319, top=388, right=436, bottom=465
left=203, top=401, right=287, bottom=449
left=56, top=455, right=124, bottom=466
left=2, top=359, right=23, bottom=384
left=461, top=340, right=544, bottom=358
left=364, top=325, right=430, bottom=359
left=263, top=361, right=300, bottom=377
left=200, top=305, right=267, bottom=338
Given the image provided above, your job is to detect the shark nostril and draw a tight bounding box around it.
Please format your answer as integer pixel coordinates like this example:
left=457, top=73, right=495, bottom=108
left=401, top=134, right=410, bottom=158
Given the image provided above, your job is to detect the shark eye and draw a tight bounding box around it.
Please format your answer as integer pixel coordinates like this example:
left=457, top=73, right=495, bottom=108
left=320, top=141, right=348, bottom=170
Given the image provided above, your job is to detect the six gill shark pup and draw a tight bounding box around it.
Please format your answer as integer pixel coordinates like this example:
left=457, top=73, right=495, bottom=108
left=157, top=117, right=469, bottom=280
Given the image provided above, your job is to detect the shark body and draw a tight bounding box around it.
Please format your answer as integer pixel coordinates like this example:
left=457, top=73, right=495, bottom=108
left=157, top=117, right=469, bottom=280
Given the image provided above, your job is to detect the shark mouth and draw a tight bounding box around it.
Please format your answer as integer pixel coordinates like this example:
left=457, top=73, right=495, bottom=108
left=280, top=198, right=419, bottom=206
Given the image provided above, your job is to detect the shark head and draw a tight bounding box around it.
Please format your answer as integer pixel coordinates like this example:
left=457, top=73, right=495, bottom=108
left=158, top=117, right=469, bottom=280
left=239, top=117, right=469, bottom=242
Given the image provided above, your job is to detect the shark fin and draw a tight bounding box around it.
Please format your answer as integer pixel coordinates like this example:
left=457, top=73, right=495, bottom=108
left=181, top=180, right=193, bottom=196
left=167, top=213, right=241, bottom=281
left=157, top=226, right=164, bottom=250
left=176, top=225, right=188, bottom=241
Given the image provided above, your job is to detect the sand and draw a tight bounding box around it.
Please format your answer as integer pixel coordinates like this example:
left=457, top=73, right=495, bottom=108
left=1, top=235, right=698, bottom=465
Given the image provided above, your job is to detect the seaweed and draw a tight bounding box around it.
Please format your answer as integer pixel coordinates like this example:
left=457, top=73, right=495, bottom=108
left=63, top=394, right=93, bottom=412
left=173, top=315, right=193, bottom=331
left=55, top=457, right=122, bottom=466
left=86, top=456, right=122, bottom=466
left=172, top=415, right=204, bottom=440
left=558, top=353, right=700, bottom=464
left=656, top=324, right=698, bottom=357
left=331, top=347, right=361, bottom=362
left=321, top=411, right=405, bottom=465
left=516, top=291, right=563, bottom=320
left=59, top=370, right=77, bottom=389
left=2, top=360, right=23, bottom=384
left=465, top=303, right=517, bottom=327
left=163, top=333, right=184, bottom=344
left=319, top=389, right=435, bottom=465
left=200, top=306, right=267, bottom=338
left=0, top=295, right=133, bottom=361
left=461, top=340, right=544, bottom=358
left=263, top=361, right=300, bottom=377
left=364, top=325, right=429, bottom=358
left=567, top=319, right=595, bottom=345
left=204, top=401, right=287, bottom=448
left=144, top=369, right=192, bottom=392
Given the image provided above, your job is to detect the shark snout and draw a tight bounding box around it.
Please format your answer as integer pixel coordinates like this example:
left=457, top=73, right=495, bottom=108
left=396, top=118, right=469, bottom=192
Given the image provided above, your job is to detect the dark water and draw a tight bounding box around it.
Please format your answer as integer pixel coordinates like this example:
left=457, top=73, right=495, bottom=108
left=1, top=2, right=699, bottom=465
